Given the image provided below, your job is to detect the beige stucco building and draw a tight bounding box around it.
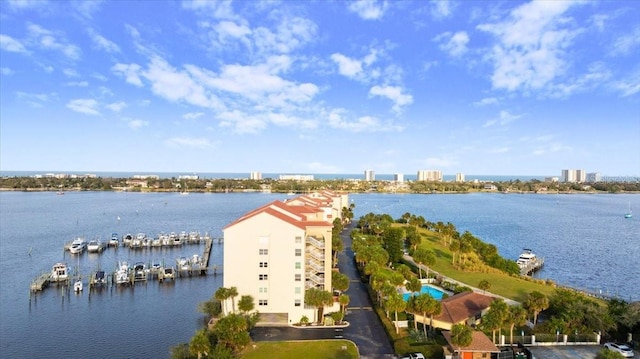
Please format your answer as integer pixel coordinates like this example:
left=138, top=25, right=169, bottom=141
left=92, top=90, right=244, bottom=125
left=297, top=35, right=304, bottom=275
left=223, top=190, right=348, bottom=324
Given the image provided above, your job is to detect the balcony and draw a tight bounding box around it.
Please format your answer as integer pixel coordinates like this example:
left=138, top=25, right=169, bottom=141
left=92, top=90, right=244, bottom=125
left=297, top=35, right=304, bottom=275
left=306, top=235, right=325, bottom=249
left=306, top=259, right=324, bottom=273
left=307, top=247, right=324, bottom=261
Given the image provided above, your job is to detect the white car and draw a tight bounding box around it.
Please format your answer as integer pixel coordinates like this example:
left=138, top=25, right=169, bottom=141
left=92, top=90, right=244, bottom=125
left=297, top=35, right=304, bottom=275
left=401, top=353, right=425, bottom=359
left=604, top=342, right=635, bottom=358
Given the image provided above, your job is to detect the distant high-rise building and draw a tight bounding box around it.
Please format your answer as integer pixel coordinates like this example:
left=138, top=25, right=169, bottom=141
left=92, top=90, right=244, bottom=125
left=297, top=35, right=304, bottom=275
left=455, top=173, right=465, bottom=183
left=394, top=173, right=404, bottom=183
left=586, top=172, right=601, bottom=182
left=364, top=169, right=375, bottom=182
left=417, top=170, right=443, bottom=182
left=250, top=171, right=262, bottom=180
left=561, top=169, right=586, bottom=183
left=544, top=176, right=559, bottom=182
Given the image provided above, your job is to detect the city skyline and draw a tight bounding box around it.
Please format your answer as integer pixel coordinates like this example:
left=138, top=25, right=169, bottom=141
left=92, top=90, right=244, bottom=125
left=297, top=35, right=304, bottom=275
left=1, top=1, right=639, bottom=176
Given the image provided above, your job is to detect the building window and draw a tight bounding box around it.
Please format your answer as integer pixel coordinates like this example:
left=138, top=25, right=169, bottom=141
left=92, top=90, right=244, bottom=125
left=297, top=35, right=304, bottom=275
left=295, top=248, right=302, bottom=256
left=259, top=300, right=268, bottom=306
left=295, top=287, right=301, bottom=294
left=295, top=236, right=302, bottom=244
left=294, top=299, right=301, bottom=307
left=259, top=287, right=267, bottom=293
left=295, top=262, right=301, bottom=269
left=259, top=274, right=268, bottom=280
left=259, top=262, right=268, bottom=268
left=295, top=274, right=301, bottom=281
left=259, top=249, right=268, bottom=255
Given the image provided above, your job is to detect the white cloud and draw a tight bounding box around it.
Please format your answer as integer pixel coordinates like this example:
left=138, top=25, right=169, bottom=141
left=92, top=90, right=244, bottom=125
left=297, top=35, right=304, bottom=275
left=63, top=68, right=79, bottom=77
left=253, top=16, right=317, bottom=55
left=182, top=0, right=237, bottom=20
left=0, top=34, right=28, bottom=53
left=611, top=71, right=640, bottom=97
left=1, top=67, right=14, bottom=75
left=532, top=142, right=572, bottom=156
left=106, top=101, right=127, bottom=112
left=215, top=20, right=251, bottom=41
left=16, top=91, right=52, bottom=107
left=431, top=0, right=453, bottom=19
left=348, top=0, right=389, bottom=20
left=473, top=97, right=499, bottom=106
left=611, top=26, right=640, bottom=56
left=127, top=119, right=149, bottom=130
left=65, top=81, right=88, bottom=87
left=483, top=110, right=521, bottom=128
left=88, top=29, right=121, bottom=53
left=27, top=23, right=81, bottom=60
left=331, top=53, right=363, bottom=78
left=477, top=1, right=583, bottom=92
left=217, top=109, right=267, bottom=134
left=6, top=0, right=47, bottom=10
left=183, top=112, right=204, bottom=120
left=165, top=137, right=211, bottom=149
left=369, top=85, right=413, bottom=112
left=111, top=63, right=144, bottom=87
left=488, top=147, right=511, bottom=154
left=327, top=109, right=402, bottom=133
left=66, top=98, right=100, bottom=115
left=435, top=31, right=469, bottom=57
left=424, top=156, right=458, bottom=167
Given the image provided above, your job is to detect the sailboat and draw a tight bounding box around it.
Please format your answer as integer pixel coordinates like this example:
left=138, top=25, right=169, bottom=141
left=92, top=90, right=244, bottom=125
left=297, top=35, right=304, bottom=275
left=625, top=202, right=632, bottom=218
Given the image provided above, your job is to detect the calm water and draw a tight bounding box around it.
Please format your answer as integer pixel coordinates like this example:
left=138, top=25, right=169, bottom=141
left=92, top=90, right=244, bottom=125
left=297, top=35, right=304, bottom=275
left=1, top=192, right=638, bottom=358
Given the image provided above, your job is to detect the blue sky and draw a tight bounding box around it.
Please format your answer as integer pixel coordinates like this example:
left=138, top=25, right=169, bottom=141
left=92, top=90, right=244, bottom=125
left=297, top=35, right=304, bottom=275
left=1, top=0, right=639, bottom=177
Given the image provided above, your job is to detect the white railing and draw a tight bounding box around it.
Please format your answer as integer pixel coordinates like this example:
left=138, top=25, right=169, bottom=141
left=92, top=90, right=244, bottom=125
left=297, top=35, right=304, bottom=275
left=307, top=248, right=324, bottom=261
left=306, top=259, right=324, bottom=272
left=306, top=235, right=325, bottom=249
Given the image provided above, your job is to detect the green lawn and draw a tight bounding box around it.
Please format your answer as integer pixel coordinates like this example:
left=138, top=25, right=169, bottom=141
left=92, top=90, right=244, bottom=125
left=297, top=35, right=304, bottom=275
left=413, top=227, right=556, bottom=302
left=240, top=340, right=359, bottom=359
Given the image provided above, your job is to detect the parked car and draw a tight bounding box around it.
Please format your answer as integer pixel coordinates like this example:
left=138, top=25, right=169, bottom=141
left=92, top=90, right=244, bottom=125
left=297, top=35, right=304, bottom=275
left=604, top=342, right=635, bottom=357
left=401, top=353, right=425, bottom=359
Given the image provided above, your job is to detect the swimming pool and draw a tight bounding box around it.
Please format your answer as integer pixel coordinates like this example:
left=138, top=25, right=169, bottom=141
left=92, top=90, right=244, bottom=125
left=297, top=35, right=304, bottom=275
left=402, top=285, right=446, bottom=301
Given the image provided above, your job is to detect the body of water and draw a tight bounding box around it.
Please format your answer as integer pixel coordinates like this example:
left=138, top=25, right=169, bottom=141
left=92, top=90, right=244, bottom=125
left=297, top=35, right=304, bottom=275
left=0, top=191, right=638, bottom=358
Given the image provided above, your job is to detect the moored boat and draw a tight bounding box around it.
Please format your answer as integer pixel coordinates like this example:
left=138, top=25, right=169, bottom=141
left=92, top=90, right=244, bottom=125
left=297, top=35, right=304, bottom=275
left=115, top=261, right=130, bottom=285
left=73, top=279, right=83, bottom=292
left=93, top=270, right=106, bottom=286
left=50, top=262, right=69, bottom=282
left=516, top=248, right=544, bottom=275
left=108, top=233, right=119, bottom=247
left=69, top=237, right=87, bottom=254
left=87, top=239, right=105, bottom=253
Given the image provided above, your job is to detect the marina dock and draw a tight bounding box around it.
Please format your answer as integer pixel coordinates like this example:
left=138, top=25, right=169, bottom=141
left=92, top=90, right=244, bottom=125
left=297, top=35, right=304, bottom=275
left=520, top=257, right=544, bottom=275
left=34, top=234, right=221, bottom=294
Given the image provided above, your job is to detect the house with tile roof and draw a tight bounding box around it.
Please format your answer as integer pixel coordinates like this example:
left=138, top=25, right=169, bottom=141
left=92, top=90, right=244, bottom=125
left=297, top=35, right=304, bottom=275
left=223, top=192, right=347, bottom=325
left=442, top=330, right=501, bottom=359
left=427, top=291, right=494, bottom=331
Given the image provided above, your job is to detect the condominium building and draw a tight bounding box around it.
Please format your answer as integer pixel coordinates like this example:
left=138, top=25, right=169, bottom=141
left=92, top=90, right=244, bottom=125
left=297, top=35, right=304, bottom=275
left=417, top=170, right=443, bottom=182
left=250, top=171, right=262, bottom=180
left=279, top=174, right=314, bottom=181
left=394, top=173, right=404, bottom=183
left=561, top=169, right=586, bottom=183
left=364, top=169, right=375, bottom=182
left=586, top=172, right=601, bottom=182
left=223, top=190, right=346, bottom=324
left=455, top=173, right=465, bottom=183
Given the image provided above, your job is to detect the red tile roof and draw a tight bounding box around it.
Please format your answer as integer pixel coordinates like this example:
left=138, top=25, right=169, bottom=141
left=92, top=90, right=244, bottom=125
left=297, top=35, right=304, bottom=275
left=224, top=199, right=332, bottom=230
left=434, top=291, right=494, bottom=324
left=442, top=330, right=500, bottom=353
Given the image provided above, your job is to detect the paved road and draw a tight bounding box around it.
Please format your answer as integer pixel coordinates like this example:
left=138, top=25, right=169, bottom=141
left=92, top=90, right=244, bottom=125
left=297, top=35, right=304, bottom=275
left=251, top=222, right=397, bottom=359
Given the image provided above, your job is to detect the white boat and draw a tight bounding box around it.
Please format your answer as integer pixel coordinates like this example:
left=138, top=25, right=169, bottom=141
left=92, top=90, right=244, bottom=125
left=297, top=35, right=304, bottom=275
left=115, top=261, right=130, bottom=285
left=69, top=237, right=87, bottom=254
left=162, top=267, right=175, bottom=280
left=50, top=262, right=69, bottom=282
left=516, top=249, right=543, bottom=274
left=87, top=239, right=105, bottom=253
left=133, top=262, right=146, bottom=280
left=177, top=256, right=190, bottom=271
left=73, top=279, right=83, bottom=292
left=122, top=233, right=133, bottom=247
left=190, top=254, right=203, bottom=271
left=108, top=233, right=119, bottom=247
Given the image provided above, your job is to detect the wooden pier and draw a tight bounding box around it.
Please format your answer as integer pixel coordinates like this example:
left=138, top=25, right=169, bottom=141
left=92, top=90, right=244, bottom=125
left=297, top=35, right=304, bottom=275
left=30, top=272, right=52, bottom=292
left=520, top=257, right=544, bottom=275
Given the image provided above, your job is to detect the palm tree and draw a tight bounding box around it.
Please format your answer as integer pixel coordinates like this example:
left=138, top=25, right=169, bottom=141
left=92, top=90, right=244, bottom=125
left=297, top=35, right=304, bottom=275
left=506, top=305, right=528, bottom=345
left=227, top=286, right=238, bottom=313
left=450, top=324, right=473, bottom=351
left=524, top=291, right=549, bottom=325
left=406, top=277, right=422, bottom=296
left=478, top=279, right=491, bottom=294
left=449, top=240, right=460, bottom=265
left=384, top=292, right=406, bottom=334
left=412, top=248, right=434, bottom=279
left=483, top=298, right=509, bottom=343
left=215, top=287, right=230, bottom=315
left=304, top=288, right=334, bottom=323
left=238, top=295, right=254, bottom=315
left=189, top=328, right=211, bottom=359
left=338, top=294, right=350, bottom=317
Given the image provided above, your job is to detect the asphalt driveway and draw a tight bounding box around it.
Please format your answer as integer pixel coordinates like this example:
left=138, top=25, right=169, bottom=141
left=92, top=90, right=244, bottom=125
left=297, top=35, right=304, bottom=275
left=527, top=345, right=604, bottom=358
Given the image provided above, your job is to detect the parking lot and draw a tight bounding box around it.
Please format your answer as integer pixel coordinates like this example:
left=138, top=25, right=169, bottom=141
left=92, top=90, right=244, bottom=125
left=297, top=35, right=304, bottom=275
left=528, top=345, right=607, bottom=358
